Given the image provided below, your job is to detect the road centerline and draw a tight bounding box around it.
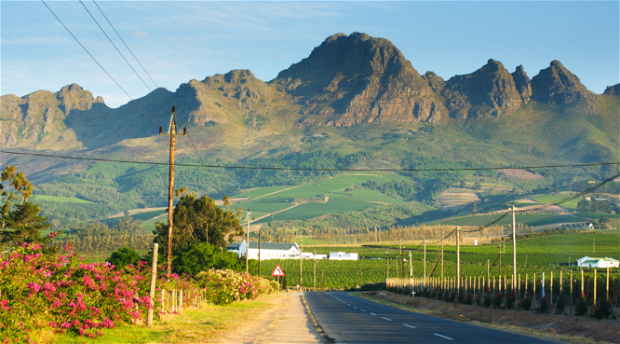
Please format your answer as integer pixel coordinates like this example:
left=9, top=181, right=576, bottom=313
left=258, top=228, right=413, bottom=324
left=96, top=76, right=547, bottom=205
left=404, top=324, right=416, bottom=329
left=434, top=333, right=454, bottom=341
left=382, top=317, right=392, bottom=321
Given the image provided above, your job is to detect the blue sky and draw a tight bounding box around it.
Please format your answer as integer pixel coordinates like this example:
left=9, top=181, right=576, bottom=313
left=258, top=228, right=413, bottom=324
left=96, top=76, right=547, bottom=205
left=2, top=1, right=618, bottom=108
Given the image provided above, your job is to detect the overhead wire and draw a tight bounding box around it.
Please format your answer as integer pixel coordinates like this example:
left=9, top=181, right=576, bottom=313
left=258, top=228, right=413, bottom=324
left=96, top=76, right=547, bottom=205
left=40, top=0, right=161, bottom=127
left=1, top=150, right=617, bottom=173
left=91, top=0, right=174, bottom=107
left=78, top=0, right=171, bottom=115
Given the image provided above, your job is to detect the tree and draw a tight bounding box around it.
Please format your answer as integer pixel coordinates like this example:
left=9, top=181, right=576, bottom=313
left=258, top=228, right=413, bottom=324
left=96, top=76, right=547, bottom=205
left=1, top=166, right=49, bottom=250
left=474, top=181, right=481, bottom=190
left=577, top=198, right=590, bottom=212
left=153, top=194, right=244, bottom=261
left=459, top=180, right=466, bottom=188
left=470, top=202, right=478, bottom=214
left=172, top=242, right=244, bottom=275
left=107, top=246, right=142, bottom=269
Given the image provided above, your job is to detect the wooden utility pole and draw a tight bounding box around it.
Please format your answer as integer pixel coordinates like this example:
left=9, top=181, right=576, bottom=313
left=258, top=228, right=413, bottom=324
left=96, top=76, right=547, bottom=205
left=456, top=227, right=460, bottom=294
left=246, top=210, right=251, bottom=274
left=409, top=251, right=413, bottom=279
left=300, top=243, right=303, bottom=290
left=147, top=243, right=159, bottom=326
left=314, top=250, right=316, bottom=291
left=512, top=205, right=517, bottom=293
left=258, top=224, right=262, bottom=276
left=423, top=239, right=427, bottom=288
left=160, top=106, right=186, bottom=275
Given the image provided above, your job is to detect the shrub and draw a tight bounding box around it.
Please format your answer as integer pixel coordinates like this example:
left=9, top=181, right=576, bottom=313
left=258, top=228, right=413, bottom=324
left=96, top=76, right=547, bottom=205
left=537, top=295, right=552, bottom=313
left=518, top=292, right=533, bottom=311
left=463, top=293, right=474, bottom=305
left=493, top=292, right=503, bottom=309
left=504, top=291, right=517, bottom=309
left=575, top=295, right=588, bottom=316
left=554, top=294, right=568, bottom=314
left=593, top=298, right=616, bottom=319
left=483, top=293, right=493, bottom=308
left=107, top=246, right=141, bottom=269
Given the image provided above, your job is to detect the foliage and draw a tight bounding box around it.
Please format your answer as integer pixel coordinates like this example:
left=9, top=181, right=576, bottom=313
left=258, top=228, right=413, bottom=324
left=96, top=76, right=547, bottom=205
left=504, top=291, right=517, bottom=309
left=153, top=194, right=244, bottom=258
left=554, top=293, right=569, bottom=314
left=536, top=295, right=551, bottom=313
left=492, top=291, right=503, bottom=309
left=107, top=247, right=142, bottom=269
left=0, top=240, right=275, bottom=342
left=593, top=298, right=616, bottom=319
left=172, top=242, right=244, bottom=275
left=518, top=292, right=532, bottom=310
left=575, top=295, right=588, bottom=316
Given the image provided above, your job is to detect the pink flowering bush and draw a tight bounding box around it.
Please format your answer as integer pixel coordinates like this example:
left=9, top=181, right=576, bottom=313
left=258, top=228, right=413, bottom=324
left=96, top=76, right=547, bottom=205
left=0, top=237, right=276, bottom=342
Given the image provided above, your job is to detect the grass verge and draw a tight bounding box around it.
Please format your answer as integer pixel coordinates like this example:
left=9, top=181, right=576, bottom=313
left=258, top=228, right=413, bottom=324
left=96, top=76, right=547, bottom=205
left=42, top=293, right=281, bottom=343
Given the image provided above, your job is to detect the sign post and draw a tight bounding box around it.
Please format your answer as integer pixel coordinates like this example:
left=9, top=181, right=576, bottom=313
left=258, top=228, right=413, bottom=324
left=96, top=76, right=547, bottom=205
left=272, top=264, right=285, bottom=293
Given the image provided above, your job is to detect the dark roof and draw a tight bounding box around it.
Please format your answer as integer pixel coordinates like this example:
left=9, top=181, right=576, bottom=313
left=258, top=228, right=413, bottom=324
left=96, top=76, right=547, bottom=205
left=248, top=242, right=297, bottom=250
left=227, top=243, right=241, bottom=250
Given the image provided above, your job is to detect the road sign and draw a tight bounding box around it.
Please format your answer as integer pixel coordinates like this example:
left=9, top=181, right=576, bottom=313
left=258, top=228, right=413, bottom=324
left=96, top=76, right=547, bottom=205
left=271, top=264, right=285, bottom=277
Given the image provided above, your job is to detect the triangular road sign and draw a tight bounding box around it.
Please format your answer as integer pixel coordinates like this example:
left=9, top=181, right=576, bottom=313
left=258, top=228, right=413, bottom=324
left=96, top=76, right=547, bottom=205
left=271, top=264, right=285, bottom=276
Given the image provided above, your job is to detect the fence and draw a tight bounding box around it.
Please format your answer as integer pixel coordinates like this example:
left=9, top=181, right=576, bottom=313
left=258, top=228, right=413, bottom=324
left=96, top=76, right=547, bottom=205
left=387, top=267, right=620, bottom=313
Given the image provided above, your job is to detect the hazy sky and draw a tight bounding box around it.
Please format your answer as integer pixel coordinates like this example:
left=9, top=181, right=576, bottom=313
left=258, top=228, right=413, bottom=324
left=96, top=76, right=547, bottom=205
left=2, top=1, right=618, bottom=108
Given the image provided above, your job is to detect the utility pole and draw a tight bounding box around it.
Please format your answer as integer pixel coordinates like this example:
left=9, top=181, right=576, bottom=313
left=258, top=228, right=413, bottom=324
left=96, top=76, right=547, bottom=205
left=409, top=251, right=413, bottom=279
left=512, top=205, right=517, bottom=293
left=300, top=243, right=303, bottom=290
left=400, top=239, right=404, bottom=279
left=456, top=227, right=460, bottom=294
left=258, top=224, right=262, bottom=277
left=246, top=210, right=251, bottom=274
left=423, top=239, right=427, bottom=288
left=386, top=252, right=390, bottom=280
left=314, top=250, right=316, bottom=291
left=160, top=106, right=186, bottom=275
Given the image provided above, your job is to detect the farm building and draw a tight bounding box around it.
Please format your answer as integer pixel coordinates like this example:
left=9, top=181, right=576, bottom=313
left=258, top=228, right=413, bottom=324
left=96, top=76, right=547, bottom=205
left=329, top=252, right=358, bottom=260
left=577, top=256, right=619, bottom=268
left=227, top=241, right=300, bottom=260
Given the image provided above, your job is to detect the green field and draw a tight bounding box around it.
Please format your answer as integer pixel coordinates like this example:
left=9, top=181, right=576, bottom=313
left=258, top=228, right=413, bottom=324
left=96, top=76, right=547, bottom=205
left=33, top=195, right=92, bottom=204
left=530, top=194, right=580, bottom=210
left=257, top=232, right=620, bottom=289
left=432, top=213, right=555, bottom=226
left=232, top=185, right=295, bottom=199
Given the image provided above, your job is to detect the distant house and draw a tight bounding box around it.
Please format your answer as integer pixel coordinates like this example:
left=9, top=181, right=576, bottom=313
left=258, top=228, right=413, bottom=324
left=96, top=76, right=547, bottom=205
left=227, top=240, right=300, bottom=260
left=329, top=252, right=358, bottom=260
left=577, top=256, right=619, bottom=268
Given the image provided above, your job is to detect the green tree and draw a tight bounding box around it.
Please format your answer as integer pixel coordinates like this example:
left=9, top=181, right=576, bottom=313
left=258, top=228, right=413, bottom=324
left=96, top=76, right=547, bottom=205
left=107, top=246, right=142, bottom=268
left=459, top=180, right=466, bottom=188
left=469, top=202, right=478, bottom=214
left=172, top=242, right=244, bottom=275
left=153, top=194, right=244, bottom=260
left=1, top=166, right=49, bottom=250
left=474, top=181, right=482, bottom=190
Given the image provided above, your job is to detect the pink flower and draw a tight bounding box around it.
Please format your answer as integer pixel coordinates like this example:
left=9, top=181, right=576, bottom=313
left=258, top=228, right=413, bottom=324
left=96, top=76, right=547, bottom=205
left=28, top=282, right=41, bottom=293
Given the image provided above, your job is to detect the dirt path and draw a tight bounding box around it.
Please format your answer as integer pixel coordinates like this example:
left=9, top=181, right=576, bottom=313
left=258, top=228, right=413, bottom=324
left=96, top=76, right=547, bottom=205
left=219, top=292, right=325, bottom=343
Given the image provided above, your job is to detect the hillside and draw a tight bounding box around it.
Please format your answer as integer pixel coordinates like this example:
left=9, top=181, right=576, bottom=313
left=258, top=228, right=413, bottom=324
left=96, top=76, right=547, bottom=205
left=1, top=32, right=618, bottom=230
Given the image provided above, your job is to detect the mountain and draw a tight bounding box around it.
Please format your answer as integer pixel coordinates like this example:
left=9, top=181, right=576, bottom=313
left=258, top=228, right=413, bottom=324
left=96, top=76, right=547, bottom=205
left=272, top=32, right=444, bottom=126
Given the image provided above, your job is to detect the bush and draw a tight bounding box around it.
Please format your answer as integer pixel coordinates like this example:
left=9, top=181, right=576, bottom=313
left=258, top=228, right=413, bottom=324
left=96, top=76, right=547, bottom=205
left=505, top=291, right=517, bottom=309
left=575, top=295, right=588, bottom=316
left=107, top=246, right=141, bottom=269
left=518, top=292, right=533, bottom=310
left=493, top=292, right=503, bottom=309
left=483, top=293, right=493, bottom=308
left=593, top=298, right=616, bottom=319
left=554, top=294, right=569, bottom=314
left=463, top=293, right=474, bottom=305
left=537, top=295, right=552, bottom=313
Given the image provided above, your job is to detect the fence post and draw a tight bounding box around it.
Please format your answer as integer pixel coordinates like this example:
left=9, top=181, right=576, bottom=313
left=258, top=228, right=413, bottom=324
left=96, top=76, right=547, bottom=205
left=570, top=270, right=573, bottom=316
left=147, top=243, right=158, bottom=326
left=533, top=273, right=537, bottom=301
left=606, top=267, right=609, bottom=300
left=593, top=269, right=597, bottom=307
left=550, top=271, right=553, bottom=302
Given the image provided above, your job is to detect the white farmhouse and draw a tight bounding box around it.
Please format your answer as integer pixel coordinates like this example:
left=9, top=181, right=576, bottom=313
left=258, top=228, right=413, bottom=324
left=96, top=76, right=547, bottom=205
left=227, top=240, right=300, bottom=260
left=577, top=256, right=619, bottom=268
left=329, top=252, right=358, bottom=260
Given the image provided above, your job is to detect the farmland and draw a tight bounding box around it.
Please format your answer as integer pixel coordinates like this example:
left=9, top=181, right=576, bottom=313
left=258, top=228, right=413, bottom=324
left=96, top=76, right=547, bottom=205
left=530, top=194, right=580, bottom=210
left=32, top=195, right=92, bottom=204
left=255, top=232, right=620, bottom=289
left=431, top=213, right=591, bottom=227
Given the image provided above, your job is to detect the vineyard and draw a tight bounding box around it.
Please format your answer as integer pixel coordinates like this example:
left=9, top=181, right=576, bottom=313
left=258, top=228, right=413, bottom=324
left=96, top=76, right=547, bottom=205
left=255, top=232, right=620, bottom=291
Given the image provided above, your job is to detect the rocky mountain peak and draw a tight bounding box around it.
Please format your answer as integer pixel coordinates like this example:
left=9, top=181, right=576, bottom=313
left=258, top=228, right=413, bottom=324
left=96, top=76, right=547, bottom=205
left=531, top=60, right=596, bottom=105
left=603, top=83, right=620, bottom=97
left=441, top=59, right=522, bottom=119
left=511, top=65, right=532, bottom=104
left=273, top=32, right=443, bottom=126
left=56, top=83, right=104, bottom=114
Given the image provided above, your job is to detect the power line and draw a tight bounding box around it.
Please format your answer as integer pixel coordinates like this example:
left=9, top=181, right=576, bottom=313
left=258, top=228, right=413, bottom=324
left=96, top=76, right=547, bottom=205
left=40, top=0, right=161, bottom=128
left=92, top=0, right=174, bottom=108
left=1, top=150, right=618, bottom=173
left=78, top=0, right=171, bottom=114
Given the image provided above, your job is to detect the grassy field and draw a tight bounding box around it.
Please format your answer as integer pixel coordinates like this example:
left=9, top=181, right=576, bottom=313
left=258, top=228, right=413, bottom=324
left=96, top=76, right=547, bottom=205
left=530, top=194, right=580, bottom=210
left=432, top=213, right=556, bottom=226
left=32, top=195, right=92, bottom=204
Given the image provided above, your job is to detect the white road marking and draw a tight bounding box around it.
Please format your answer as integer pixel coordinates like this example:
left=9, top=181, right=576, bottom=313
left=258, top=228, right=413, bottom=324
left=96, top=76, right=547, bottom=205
left=382, top=317, right=392, bottom=321
left=434, top=333, right=453, bottom=341
left=404, top=324, right=416, bottom=329
left=370, top=312, right=376, bottom=315
left=347, top=304, right=350, bottom=306
left=354, top=307, right=357, bottom=309
left=361, top=309, right=366, bottom=312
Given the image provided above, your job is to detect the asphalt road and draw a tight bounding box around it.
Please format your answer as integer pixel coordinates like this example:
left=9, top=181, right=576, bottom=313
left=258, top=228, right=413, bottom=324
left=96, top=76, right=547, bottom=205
left=304, top=292, right=560, bottom=344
